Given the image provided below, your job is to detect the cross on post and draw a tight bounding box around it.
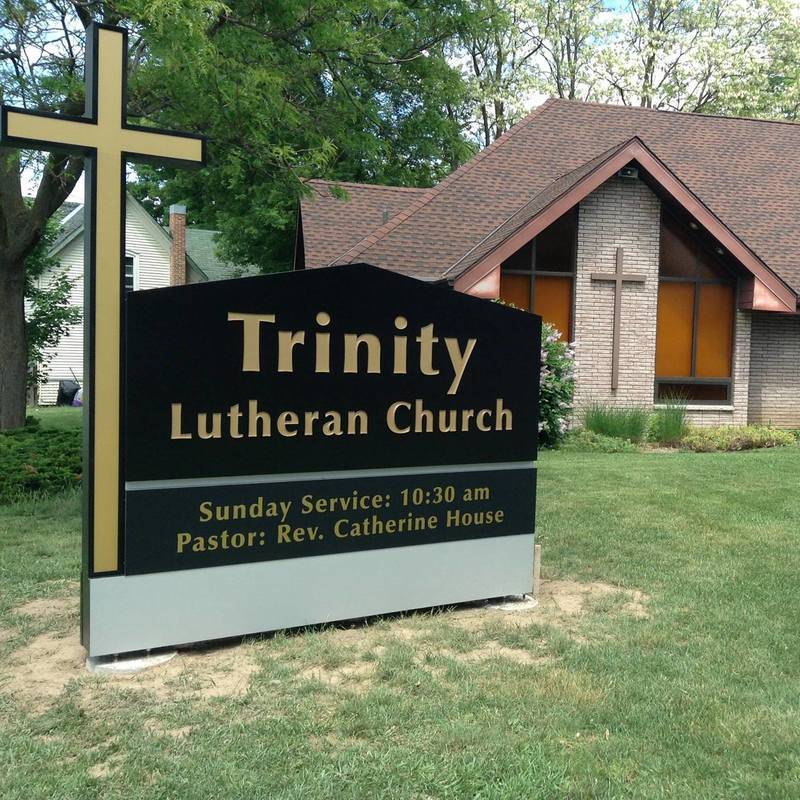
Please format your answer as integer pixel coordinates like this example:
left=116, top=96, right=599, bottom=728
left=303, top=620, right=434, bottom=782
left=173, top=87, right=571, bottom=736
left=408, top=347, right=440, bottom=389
left=590, top=247, right=646, bottom=390
left=1, top=24, right=205, bottom=575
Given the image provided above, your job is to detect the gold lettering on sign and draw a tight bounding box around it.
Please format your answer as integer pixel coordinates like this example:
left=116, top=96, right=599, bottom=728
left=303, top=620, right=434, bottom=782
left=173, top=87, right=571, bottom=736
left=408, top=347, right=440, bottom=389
left=416, top=324, right=439, bottom=376
left=315, top=312, right=331, bottom=373
left=387, top=401, right=412, bottom=434
left=171, top=403, right=192, bottom=440
left=385, top=399, right=512, bottom=434
left=248, top=399, right=271, bottom=437
left=343, top=333, right=381, bottom=374
left=444, top=337, right=477, bottom=395
left=228, top=403, right=244, bottom=439
left=227, top=312, right=276, bottom=371
left=277, top=411, right=299, bottom=437
left=224, top=311, right=480, bottom=394
left=393, top=316, right=408, bottom=374
left=278, top=330, right=305, bottom=372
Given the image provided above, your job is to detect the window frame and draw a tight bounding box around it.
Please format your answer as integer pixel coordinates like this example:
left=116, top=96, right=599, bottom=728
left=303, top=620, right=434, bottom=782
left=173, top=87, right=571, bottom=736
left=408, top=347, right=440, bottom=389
left=499, top=207, right=578, bottom=338
left=124, top=253, right=139, bottom=293
left=655, top=209, right=738, bottom=406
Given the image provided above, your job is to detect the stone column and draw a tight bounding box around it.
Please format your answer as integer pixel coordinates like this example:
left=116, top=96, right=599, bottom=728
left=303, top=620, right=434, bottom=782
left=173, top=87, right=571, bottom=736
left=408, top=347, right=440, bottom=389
left=572, top=176, right=661, bottom=413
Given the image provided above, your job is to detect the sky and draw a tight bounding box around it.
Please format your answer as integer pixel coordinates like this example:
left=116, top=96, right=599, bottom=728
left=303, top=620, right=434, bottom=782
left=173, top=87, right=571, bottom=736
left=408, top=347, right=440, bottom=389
left=21, top=168, right=85, bottom=204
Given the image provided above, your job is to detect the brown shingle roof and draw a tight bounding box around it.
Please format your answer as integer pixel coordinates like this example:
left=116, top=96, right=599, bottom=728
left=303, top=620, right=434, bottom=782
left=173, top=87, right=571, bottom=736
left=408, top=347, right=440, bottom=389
left=312, top=99, right=800, bottom=295
left=300, top=179, right=426, bottom=269
left=445, top=144, right=625, bottom=279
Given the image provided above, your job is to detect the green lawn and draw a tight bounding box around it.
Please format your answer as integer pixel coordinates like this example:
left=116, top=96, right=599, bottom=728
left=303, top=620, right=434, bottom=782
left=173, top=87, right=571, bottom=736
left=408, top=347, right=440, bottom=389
left=1, top=447, right=799, bottom=798
left=28, top=406, right=83, bottom=431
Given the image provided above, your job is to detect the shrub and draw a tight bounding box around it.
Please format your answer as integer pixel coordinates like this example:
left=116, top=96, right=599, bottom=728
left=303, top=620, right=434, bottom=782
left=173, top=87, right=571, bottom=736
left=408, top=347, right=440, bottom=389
left=561, top=429, right=640, bottom=453
left=538, top=323, right=575, bottom=448
left=650, top=396, right=688, bottom=445
left=583, top=402, right=649, bottom=443
left=681, top=425, right=795, bottom=452
left=0, top=424, right=82, bottom=503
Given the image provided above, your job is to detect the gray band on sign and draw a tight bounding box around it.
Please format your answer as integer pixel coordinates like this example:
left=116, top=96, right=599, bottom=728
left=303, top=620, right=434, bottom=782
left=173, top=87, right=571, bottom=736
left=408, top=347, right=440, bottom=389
left=88, top=533, right=534, bottom=656
left=125, top=460, right=536, bottom=492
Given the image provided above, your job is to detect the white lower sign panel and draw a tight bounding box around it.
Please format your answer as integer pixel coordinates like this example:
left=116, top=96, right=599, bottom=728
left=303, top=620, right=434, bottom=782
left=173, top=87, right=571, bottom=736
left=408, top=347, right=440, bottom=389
left=88, top=534, right=534, bottom=656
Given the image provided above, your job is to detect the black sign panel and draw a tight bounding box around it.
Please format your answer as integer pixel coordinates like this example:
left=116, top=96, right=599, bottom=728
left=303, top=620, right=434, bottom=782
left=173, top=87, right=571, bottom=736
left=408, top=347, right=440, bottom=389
left=125, top=264, right=540, bottom=483
left=125, top=468, right=536, bottom=575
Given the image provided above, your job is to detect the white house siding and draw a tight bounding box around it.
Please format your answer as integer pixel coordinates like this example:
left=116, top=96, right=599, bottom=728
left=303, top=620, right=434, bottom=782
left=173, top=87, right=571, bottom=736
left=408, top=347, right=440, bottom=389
left=37, top=236, right=85, bottom=405
left=126, top=199, right=172, bottom=291
left=37, top=198, right=172, bottom=404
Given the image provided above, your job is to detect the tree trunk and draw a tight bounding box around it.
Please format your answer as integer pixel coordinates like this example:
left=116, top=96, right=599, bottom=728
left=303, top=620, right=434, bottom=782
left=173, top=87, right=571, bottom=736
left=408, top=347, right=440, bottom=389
left=0, top=264, right=28, bottom=429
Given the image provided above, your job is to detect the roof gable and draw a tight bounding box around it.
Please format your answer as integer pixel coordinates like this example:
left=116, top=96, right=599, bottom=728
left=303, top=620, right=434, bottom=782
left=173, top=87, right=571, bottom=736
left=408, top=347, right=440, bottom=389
left=448, top=137, right=795, bottom=312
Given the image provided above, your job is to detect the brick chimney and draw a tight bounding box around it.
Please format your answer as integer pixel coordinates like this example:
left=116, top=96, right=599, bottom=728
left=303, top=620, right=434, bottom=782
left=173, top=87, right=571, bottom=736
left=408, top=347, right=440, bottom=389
left=169, top=204, right=187, bottom=285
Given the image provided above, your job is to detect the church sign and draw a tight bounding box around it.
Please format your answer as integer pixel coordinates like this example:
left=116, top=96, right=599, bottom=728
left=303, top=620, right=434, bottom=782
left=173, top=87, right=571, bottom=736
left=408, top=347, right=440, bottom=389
left=1, top=25, right=540, bottom=658
left=108, top=264, right=540, bottom=655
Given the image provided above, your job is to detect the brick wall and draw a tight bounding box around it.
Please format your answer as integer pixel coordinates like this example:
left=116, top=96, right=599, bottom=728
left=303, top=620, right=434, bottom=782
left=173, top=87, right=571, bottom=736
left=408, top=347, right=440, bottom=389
left=169, top=204, right=187, bottom=286
left=573, top=176, right=661, bottom=411
left=570, top=175, right=753, bottom=426
left=748, top=312, right=800, bottom=427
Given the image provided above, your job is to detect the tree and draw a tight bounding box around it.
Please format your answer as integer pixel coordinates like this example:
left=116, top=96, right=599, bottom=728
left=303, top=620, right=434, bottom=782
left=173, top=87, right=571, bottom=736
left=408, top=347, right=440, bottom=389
left=0, top=0, right=477, bottom=429
left=0, top=0, right=88, bottom=428
left=24, top=216, right=81, bottom=400
left=537, top=0, right=606, bottom=101
left=449, top=1, right=545, bottom=147
left=129, top=0, right=477, bottom=269
left=449, top=0, right=606, bottom=147
left=595, top=0, right=800, bottom=114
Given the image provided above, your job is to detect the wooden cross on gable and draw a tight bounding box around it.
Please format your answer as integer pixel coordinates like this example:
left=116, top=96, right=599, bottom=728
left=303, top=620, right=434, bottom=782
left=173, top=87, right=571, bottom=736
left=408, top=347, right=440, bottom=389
left=591, top=247, right=646, bottom=390
left=0, top=24, right=205, bottom=575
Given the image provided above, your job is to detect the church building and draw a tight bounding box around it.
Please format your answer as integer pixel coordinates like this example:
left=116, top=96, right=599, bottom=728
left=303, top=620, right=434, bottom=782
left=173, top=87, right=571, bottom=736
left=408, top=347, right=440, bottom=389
left=295, top=99, right=800, bottom=427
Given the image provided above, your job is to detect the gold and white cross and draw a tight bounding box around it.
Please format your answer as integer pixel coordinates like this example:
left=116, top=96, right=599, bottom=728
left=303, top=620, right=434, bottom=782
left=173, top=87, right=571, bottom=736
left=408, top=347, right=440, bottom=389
left=1, top=24, right=205, bottom=574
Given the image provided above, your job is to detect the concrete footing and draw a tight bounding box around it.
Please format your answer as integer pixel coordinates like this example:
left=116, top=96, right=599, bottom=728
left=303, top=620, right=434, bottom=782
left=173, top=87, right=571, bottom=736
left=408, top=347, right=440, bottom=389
left=86, top=650, right=176, bottom=674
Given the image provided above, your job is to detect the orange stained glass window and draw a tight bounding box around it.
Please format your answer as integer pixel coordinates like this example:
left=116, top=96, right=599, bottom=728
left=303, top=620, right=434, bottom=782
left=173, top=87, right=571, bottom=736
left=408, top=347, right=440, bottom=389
left=534, top=276, right=572, bottom=340
left=499, top=273, right=531, bottom=311
left=655, top=282, right=694, bottom=376
left=696, top=283, right=734, bottom=377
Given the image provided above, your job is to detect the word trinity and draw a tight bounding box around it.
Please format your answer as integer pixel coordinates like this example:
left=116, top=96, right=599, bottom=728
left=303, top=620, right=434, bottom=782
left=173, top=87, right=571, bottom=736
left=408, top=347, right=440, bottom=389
left=227, top=312, right=477, bottom=395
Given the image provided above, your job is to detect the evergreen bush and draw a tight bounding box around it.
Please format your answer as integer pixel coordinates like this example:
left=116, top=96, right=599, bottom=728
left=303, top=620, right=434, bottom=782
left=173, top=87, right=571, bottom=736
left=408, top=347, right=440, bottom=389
left=0, top=423, right=81, bottom=502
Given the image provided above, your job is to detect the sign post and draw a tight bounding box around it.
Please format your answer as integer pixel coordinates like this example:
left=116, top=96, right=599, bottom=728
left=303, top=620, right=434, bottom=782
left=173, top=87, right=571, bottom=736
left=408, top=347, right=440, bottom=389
left=2, top=27, right=541, bottom=658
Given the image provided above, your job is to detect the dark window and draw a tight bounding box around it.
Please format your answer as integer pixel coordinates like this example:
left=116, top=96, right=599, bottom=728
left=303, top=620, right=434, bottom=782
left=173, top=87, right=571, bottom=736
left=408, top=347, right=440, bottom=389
left=124, top=255, right=136, bottom=292
left=655, top=210, right=736, bottom=404
left=498, top=207, right=577, bottom=339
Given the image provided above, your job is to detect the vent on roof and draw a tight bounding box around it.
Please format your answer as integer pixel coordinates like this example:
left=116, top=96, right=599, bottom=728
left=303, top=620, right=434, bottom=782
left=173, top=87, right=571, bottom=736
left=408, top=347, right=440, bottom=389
left=382, top=208, right=390, bottom=224
left=617, top=166, right=639, bottom=180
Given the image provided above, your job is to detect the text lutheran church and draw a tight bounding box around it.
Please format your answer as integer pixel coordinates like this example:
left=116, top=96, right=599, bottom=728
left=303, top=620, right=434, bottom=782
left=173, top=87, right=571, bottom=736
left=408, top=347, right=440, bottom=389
left=295, top=98, right=800, bottom=427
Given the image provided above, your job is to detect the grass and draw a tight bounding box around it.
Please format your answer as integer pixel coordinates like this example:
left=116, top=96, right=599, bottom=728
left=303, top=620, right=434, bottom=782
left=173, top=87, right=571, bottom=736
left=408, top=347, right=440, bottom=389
left=27, top=406, right=83, bottom=432
left=1, top=447, right=800, bottom=798
left=583, top=402, right=649, bottom=443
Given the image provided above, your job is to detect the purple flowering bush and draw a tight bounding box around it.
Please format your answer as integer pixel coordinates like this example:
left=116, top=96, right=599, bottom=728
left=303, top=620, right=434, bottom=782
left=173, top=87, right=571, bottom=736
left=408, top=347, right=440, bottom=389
left=539, top=323, right=575, bottom=448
